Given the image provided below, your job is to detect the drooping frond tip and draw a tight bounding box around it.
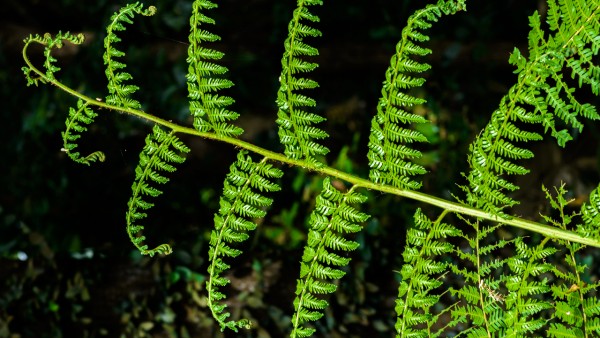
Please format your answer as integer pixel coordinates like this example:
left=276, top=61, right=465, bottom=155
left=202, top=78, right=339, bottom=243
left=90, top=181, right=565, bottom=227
left=126, top=125, right=190, bottom=257
left=61, top=99, right=106, bottom=165
left=291, top=178, right=369, bottom=338
left=367, top=0, right=466, bottom=191
left=206, top=151, right=282, bottom=332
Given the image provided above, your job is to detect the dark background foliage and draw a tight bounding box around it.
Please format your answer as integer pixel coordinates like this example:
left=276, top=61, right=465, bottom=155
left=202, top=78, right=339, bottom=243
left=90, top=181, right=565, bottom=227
left=2, top=0, right=598, bottom=337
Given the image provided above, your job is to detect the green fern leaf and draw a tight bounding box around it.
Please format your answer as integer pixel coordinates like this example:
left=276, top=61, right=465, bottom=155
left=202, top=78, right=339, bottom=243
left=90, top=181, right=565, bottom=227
left=291, top=178, right=369, bottom=338
left=463, top=1, right=600, bottom=216
left=126, top=125, right=189, bottom=257
left=206, top=151, right=282, bottom=332
left=276, top=0, right=329, bottom=166
left=545, top=183, right=600, bottom=336
left=395, top=209, right=461, bottom=338
left=61, top=99, right=106, bottom=165
left=186, top=0, right=242, bottom=137
left=503, top=237, right=554, bottom=336
left=104, top=2, right=156, bottom=109
left=367, top=0, right=465, bottom=190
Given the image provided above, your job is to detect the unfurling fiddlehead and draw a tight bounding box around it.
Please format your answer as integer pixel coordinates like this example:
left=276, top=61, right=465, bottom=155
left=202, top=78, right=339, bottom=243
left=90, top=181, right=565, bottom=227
left=291, top=178, right=369, bottom=338
left=126, top=125, right=190, bottom=257
left=276, top=0, right=329, bottom=166
left=22, top=31, right=85, bottom=85
left=21, top=32, right=105, bottom=164
left=206, top=151, right=282, bottom=332
left=186, top=0, right=243, bottom=137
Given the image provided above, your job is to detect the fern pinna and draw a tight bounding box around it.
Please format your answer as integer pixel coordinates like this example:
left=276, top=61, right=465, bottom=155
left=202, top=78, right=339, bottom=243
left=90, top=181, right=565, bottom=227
left=186, top=0, right=243, bottom=137
left=206, top=151, right=283, bottom=332
left=22, top=31, right=84, bottom=84
left=104, top=2, right=156, bottom=110
left=380, top=1, right=466, bottom=336
left=62, top=99, right=106, bottom=165
left=462, top=0, right=600, bottom=217
left=20, top=0, right=600, bottom=337
left=367, top=0, right=465, bottom=190
left=395, top=209, right=461, bottom=337
left=126, top=125, right=190, bottom=257
left=276, top=0, right=329, bottom=166
left=291, top=178, right=369, bottom=337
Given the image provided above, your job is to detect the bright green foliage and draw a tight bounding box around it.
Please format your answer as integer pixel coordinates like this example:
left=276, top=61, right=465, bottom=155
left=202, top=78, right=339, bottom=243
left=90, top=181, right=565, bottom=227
left=20, top=1, right=600, bottom=337
left=290, top=178, right=369, bottom=338
left=503, top=236, right=555, bottom=335
left=449, top=218, right=513, bottom=337
left=463, top=0, right=600, bottom=217
left=579, top=182, right=600, bottom=241
left=104, top=2, right=156, bottom=110
left=449, top=185, right=600, bottom=337
left=21, top=32, right=105, bottom=165
left=61, top=99, right=106, bottom=165
left=126, top=125, right=190, bottom=257
left=206, top=151, right=283, bottom=332
left=394, top=209, right=461, bottom=337
left=368, top=0, right=466, bottom=190
left=276, top=0, right=329, bottom=167
left=22, top=31, right=85, bottom=85
left=186, top=0, right=243, bottom=137
left=546, top=184, right=600, bottom=337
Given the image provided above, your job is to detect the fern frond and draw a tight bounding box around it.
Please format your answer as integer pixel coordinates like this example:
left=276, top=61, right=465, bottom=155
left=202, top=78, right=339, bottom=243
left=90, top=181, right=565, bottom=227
left=61, top=99, right=106, bottom=165
left=126, top=125, right=190, bottom=257
left=276, top=0, right=329, bottom=166
left=367, top=0, right=465, bottom=190
left=186, top=0, right=243, bottom=137
left=291, top=178, right=369, bottom=338
left=206, top=151, right=282, bottom=332
left=104, top=2, right=156, bottom=109
left=395, top=209, right=461, bottom=337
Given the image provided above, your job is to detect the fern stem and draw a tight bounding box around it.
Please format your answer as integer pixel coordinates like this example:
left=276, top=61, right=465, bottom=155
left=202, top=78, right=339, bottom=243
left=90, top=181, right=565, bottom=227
left=474, top=220, right=493, bottom=337
left=21, top=46, right=600, bottom=249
